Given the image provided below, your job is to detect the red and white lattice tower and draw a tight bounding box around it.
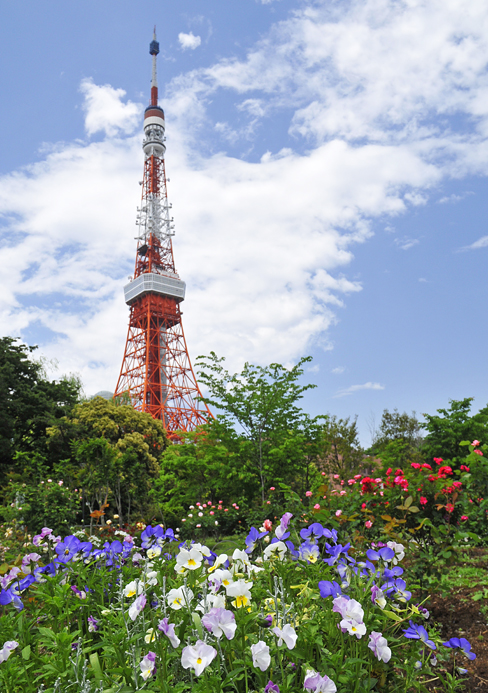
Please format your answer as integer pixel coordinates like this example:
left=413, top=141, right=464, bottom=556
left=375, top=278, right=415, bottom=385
left=114, top=30, right=211, bottom=435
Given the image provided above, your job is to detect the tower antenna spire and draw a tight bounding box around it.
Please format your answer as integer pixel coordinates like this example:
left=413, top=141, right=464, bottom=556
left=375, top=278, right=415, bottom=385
left=149, top=26, right=159, bottom=106
left=114, top=33, right=212, bottom=437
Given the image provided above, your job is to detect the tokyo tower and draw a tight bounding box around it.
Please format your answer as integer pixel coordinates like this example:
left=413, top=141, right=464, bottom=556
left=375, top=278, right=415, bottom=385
left=114, top=30, right=211, bottom=435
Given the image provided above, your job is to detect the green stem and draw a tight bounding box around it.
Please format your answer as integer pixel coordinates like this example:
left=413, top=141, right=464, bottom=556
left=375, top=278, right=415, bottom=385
left=242, top=629, right=249, bottom=693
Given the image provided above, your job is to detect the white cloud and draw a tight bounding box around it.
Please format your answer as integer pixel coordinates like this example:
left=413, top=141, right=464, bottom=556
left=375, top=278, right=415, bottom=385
left=460, top=235, right=488, bottom=251
left=335, top=382, right=385, bottom=398
left=394, top=237, right=420, bottom=251
left=438, top=191, right=474, bottom=204
left=178, top=32, right=201, bottom=50
left=418, top=277, right=428, bottom=283
left=331, top=366, right=345, bottom=374
left=80, top=79, right=141, bottom=137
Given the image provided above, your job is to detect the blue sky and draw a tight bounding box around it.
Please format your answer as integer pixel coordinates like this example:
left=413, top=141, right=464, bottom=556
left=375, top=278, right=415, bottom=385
left=1, top=0, right=488, bottom=444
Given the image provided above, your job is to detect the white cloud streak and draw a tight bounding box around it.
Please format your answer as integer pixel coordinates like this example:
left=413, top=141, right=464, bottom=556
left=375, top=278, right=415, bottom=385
left=335, top=382, right=385, bottom=398
left=460, top=235, right=488, bottom=251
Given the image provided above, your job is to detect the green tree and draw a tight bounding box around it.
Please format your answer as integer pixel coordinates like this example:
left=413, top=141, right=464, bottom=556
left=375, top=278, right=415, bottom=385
left=195, top=353, right=320, bottom=504
left=421, top=398, right=488, bottom=467
left=320, top=415, right=364, bottom=476
left=47, top=396, right=168, bottom=524
left=152, top=422, right=245, bottom=524
left=369, top=408, right=423, bottom=468
left=0, top=337, right=81, bottom=482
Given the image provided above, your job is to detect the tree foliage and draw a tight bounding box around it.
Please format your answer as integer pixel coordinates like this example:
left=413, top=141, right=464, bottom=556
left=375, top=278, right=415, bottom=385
left=368, top=408, right=423, bottom=468
left=194, top=353, right=320, bottom=505
left=47, top=396, right=168, bottom=524
left=319, top=415, right=364, bottom=476
left=0, top=337, right=81, bottom=482
left=421, top=398, right=488, bottom=467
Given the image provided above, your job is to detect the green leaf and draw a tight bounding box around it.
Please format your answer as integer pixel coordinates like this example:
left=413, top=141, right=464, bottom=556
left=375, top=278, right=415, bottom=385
left=192, top=612, right=204, bottom=639
left=37, top=626, right=57, bottom=642
left=404, top=495, right=413, bottom=508
left=408, top=506, right=420, bottom=513
left=90, top=652, right=104, bottom=681
left=382, top=609, right=403, bottom=622
left=21, top=645, right=31, bottom=660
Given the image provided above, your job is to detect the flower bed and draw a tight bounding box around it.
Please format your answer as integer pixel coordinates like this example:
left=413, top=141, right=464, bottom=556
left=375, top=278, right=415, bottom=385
left=0, top=511, right=477, bottom=692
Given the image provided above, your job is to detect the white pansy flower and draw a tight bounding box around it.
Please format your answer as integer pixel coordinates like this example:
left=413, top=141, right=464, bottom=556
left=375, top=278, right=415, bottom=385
left=208, top=569, right=234, bottom=592
left=341, top=618, right=367, bottom=639
left=175, top=548, right=203, bottom=572
left=144, top=627, right=156, bottom=643
left=140, top=652, right=156, bottom=680
left=232, top=548, right=250, bottom=566
left=208, top=553, right=228, bottom=573
left=128, top=593, right=146, bottom=621
left=263, top=541, right=287, bottom=561
left=387, top=541, right=405, bottom=564
left=273, top=624, right=297, bottom=649
left=196, top=592, right=226, bottom=613
left=145, top=571, right=158, bottom=587
left=167, top=586, right=194, bottom=610
left=251, top=641, right=270, bottom=671
left=181, top=640, right=217, bottom=677
left=123, top=580, right=144, bottom=598
left=146, top=546, right=161, bottom=559
left=226, top=579, right=253, bottom=608
left=0, top=641, right=18, bottom=663
left=193, top=542, right=212, bottom=558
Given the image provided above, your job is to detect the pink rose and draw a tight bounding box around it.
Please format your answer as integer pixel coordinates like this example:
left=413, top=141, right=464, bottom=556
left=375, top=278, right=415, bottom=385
left=305, top=491, right=313, bottom=497
left=335, top=510, right=342, bottom=517
left=474, top=449, right=483, bottom=456
left=472, top=440, right=480, bottom=447
left=313, top=504, right=320, bottom=510
left=365, top=520, right=373, bottom=528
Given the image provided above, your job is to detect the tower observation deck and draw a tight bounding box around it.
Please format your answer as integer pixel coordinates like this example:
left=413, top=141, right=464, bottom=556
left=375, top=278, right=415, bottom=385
left=114, top=30, right=211, bottom=435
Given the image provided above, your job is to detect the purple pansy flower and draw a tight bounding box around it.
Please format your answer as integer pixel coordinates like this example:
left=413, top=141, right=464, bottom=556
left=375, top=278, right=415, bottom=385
left=403, top=621, right=436, bottom=650
left=275, top=512, right=293, bottom=540
left=443, top=638, right=476, bottom=660
left=264, top=682, right=280, bottom=693
left=318, top=580, right=343, bottom=599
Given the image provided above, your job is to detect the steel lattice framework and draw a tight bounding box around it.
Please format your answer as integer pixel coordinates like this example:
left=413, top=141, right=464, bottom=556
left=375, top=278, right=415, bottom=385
left=114, top=30, right=211, bottom=435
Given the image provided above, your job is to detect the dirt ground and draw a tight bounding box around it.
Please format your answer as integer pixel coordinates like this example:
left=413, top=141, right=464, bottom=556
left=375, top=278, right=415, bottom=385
left=424, top=550, right=488, bottom=692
